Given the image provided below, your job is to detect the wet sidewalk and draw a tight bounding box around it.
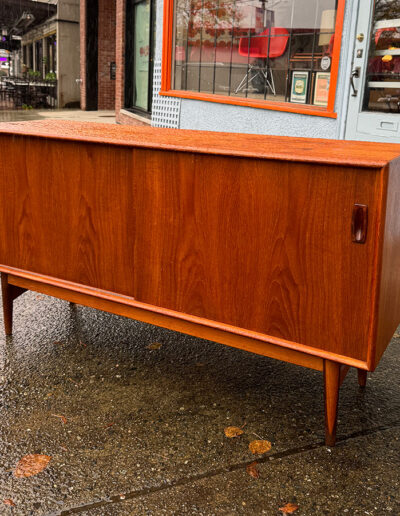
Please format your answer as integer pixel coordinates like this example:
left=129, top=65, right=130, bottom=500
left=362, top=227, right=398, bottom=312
left=0, top=292, right=399, bottom=515
left=0, top=110, right=116, bottom=124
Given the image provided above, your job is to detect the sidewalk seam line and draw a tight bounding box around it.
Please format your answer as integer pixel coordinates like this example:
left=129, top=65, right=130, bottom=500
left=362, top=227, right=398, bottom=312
left=58, top=420, right=400, bottom=515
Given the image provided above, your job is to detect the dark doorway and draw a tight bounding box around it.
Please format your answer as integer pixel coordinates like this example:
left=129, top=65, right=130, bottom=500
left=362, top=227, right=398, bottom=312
left=85, top=0, right=98, bottom=111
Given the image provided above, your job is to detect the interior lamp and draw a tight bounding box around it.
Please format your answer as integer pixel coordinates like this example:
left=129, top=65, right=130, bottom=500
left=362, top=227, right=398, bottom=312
left=319, top=10, right=336, bottom=46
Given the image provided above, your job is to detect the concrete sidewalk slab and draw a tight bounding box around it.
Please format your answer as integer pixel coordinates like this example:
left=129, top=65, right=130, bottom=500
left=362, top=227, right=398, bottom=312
left=0, top=110, right=116, bottom=124
left=84, top=428, right=400, bottom=515
left=0, top=292, right=399, bottom=515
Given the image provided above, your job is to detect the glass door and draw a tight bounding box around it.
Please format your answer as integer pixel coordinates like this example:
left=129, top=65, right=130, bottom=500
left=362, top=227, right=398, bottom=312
left=125, top=0, right=154, bottom=115
left=346, top=0, right=400, bottom=142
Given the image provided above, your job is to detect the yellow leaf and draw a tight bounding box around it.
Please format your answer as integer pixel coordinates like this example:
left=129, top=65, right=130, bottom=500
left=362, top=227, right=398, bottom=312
left=147, top=342, right=162, bottom=350
left=246, top=461, right=260, bottom=479
left=51, top=414, right=67, bottom=424
left=224, top=426, right=244, bottom=438
left=279, top=502, right=299, bottom=514
left=249, top=439, right=271, bottom=454
left=14, top=454, right=51, bottom=478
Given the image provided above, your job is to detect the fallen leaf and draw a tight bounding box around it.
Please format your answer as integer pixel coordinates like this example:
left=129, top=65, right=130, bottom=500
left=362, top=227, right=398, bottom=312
left=51, top=414, right=67, bottom=424
left=3, top=499, right=16, bottom=506
left=195, top=362, right=205, bottom=367
left=249, top=439, right=272, bottom=454
left=224, top=426, right=244, bottom=438
left=279, top=503, right=299, bottom=514
left=14, top=454, right=51, bottom=478
left=147, top=342, right=162, bottom=350
left=246, top=461, right=260, bottom=479
left=79, top=340, right=87, bottom=348
left=104, top=422, right=115, bottom=429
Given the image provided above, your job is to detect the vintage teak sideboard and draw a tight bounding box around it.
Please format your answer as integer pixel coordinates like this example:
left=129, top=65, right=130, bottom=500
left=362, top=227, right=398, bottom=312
left=1, top=121, right=400, bottom=446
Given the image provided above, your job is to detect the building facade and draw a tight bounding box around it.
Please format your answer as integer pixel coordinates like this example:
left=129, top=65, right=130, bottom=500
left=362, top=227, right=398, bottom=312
left=6, top=0, right=80, bottom=108
left=81, top=0, right=400, bottom=143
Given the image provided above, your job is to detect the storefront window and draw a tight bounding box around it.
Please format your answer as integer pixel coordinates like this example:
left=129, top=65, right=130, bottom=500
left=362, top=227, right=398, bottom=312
left=171, top=0, right=338, bottom=108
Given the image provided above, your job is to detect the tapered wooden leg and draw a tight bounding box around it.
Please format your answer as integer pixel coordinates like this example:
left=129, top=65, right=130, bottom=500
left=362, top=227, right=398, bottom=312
left=1, top=273, right=13, bottom=336
left=357, top=369, right=367, bottom=388
left=324, top=360, right=341, bottom=447
left=1, top=273, right=27, bottom=336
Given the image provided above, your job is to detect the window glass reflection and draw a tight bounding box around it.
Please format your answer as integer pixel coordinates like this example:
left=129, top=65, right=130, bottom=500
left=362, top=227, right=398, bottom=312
left=363, top=0, right=400, bottom=113
left=173, top=0, right=338, bottom=106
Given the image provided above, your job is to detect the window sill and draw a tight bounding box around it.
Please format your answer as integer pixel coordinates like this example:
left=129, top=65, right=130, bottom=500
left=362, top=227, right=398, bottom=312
left=160, top=89, right=337, bottom=119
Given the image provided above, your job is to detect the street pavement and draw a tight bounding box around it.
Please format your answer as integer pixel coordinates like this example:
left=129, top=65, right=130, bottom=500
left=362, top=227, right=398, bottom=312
left=0, top=291, right=399, bottom=515
left=0, top=110, right=117, bottom=124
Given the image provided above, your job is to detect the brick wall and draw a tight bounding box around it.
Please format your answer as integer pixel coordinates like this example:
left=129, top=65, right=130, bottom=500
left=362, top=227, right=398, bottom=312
left=98, top=0, right=116, bottom=110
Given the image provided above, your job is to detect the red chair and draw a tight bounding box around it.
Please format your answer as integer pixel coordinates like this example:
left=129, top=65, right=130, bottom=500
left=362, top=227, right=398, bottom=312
left=235, top=27, right=289, bottom=94
left=375, top=27, right=396, bottom=46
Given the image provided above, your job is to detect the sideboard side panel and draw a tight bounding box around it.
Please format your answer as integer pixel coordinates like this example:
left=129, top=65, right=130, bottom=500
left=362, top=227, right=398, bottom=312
left=375, top=159, right=400, bottom=369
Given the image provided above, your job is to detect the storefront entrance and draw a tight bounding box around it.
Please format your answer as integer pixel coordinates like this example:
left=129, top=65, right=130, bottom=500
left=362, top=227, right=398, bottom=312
left=125, top=0, right=154, bottom=116
left=346, top=1, right=400, bottom=142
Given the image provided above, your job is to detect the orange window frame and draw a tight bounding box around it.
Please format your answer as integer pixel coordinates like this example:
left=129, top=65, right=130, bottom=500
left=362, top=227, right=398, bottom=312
left=161, top=0, right=346, bottom=118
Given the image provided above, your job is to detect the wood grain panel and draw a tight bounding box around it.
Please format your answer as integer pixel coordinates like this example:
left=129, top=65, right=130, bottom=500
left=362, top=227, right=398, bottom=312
left=0, top=136, right=135, bottom=296
left=131, top=149, right=380, bottom=360
left=374, top=158, right=400, bottom=369
left=0, top=133, right=385, bottom=362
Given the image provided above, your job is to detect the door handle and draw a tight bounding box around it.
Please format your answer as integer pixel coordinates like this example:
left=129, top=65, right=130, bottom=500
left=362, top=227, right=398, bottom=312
left=350, top=68, right=360, bottom=97
left=352, top=204, right=368, bottom=244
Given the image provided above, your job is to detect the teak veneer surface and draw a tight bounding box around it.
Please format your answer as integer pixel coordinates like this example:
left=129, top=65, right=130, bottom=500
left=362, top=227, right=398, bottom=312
left=1, top=121, right=400, bottom=372
left=375, top=158, right=400, bottom=367
left=1, top=120, right=400, bottom=167
left=3, top=121, right=400, bottom=446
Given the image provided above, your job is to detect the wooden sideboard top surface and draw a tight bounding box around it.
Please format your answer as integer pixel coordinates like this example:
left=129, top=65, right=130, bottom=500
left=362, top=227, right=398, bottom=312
left=1, top=120, right=400, bottom=168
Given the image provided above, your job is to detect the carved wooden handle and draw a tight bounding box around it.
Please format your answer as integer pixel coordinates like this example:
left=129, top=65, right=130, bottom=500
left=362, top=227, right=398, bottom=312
left=352, top=204, right=368, bottom=244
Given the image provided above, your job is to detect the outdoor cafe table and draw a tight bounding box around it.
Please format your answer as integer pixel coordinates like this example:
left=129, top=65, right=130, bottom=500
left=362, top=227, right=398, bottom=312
left=1, top=120, right=400, bottom=446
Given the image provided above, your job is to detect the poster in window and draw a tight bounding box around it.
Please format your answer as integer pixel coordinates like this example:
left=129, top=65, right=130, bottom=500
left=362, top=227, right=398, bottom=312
left=313, top=72, right=330, bottom=107
left=290, top=71, right=309, bottom=104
